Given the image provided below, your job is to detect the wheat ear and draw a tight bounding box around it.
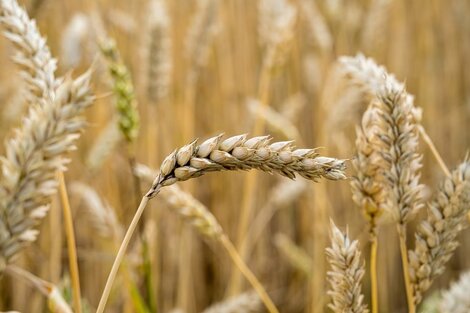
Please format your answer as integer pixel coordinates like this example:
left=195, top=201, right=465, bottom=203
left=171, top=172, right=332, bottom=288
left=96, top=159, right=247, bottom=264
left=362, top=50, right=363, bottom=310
left=100, top=38, right=140, bottom=143
left=440, top=270, right=470, bottom=313
left=408, top=161, right=470, bottom=305
left=201, top=291, right=263, bottom=313
left=97, top=134, right=346, bottom=313
left=0, top=2, right=88, bottom=310
left=147, top=134, right=346, bottom=196
left=0, top=72, right=93, bottom=265
left=326, top=220, right=368, bottom=313
left=0, top=0, right=59, bottom=100
left=351, top=105, right=385, bottom=313
left=144, top=0, right=171, bottom=103
left=339, top=54, right=450, bottom=177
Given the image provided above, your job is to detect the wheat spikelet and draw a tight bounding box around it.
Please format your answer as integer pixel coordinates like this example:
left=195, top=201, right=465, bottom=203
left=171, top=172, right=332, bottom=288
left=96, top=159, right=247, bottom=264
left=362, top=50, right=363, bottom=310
left=201, top=291, right=264, bottom=313
left=440, top=270, right=470, bottom=313
left=0, top=0, right=59, bottom=100
left=100, top=39, right=140, bottom=143
left=326, top=221, right=368, bottom=313
left=185, top=0, right=219, bottom=74
left=408, top=161, right=470, bottom=305
left=70, top=182, right=123, bottom=241
left=145, top=0, right=172, bottom=103
left=85, top=119, right=122, bottom=171
left=146, top=134, right=346, bottom=198
left=60, top=13, right=91, bottom=69
left=351, top=108, right=384, bottom=236
left=370, top=78, right=424, bottom=225
left=339, top=54, right=421, bottom=122
left=0, top=72, right=93, bottom=265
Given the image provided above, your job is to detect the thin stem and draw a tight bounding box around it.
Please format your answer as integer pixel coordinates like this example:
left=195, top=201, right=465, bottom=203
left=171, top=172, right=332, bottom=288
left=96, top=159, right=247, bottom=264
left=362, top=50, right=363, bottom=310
left=370, top=236, right=378, bottom=313
left=418, top=126, right=451, bottom=177
left=397, top=226, right=415, bottom=313
left=228, top=47, right=275, bottom=295
left=96, top=195, right=151, bottom=313
left=58, top=171, right=82, bottom=313
left=220, top=235, right=279, bottom=313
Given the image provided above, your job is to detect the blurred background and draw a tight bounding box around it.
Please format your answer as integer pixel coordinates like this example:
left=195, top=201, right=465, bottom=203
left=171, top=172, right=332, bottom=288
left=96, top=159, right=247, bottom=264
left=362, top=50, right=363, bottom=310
left=0, top=0, right=469, bottom=312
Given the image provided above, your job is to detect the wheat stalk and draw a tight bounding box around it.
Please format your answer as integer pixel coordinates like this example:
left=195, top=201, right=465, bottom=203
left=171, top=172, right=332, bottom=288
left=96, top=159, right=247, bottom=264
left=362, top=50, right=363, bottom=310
left=408, top=161, right=470, bottom=305
left=440, top=270, right=470, bottom=313
left=135, top=164, right=277, bottom=313
left=326, top=220, right=368, bottom=313
left=97, top=134, right=346, bottom=313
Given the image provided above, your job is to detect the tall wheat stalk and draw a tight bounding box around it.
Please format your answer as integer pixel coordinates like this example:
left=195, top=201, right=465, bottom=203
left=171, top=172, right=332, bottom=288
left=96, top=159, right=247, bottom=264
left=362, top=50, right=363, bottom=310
left=230, top=0, right=297, bottom=293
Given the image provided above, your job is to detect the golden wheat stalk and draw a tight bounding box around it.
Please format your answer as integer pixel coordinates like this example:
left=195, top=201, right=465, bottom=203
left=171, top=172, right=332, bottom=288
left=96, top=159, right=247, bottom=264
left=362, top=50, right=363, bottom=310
left=136, top=164, right=277, bottom=313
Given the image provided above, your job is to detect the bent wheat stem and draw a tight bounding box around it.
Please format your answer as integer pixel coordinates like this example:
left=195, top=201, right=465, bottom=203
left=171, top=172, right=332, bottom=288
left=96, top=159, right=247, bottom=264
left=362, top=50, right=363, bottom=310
left=220, top=235, right=279, bottom=313
left=418, top=126, right=451, bottom=177
left=58, top=172, right=82, bottom=313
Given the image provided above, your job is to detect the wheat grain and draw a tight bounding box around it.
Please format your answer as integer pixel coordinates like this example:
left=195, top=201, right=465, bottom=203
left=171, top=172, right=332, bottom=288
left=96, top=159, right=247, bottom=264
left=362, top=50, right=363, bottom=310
left=326, top=220, right=368, bottom=313
left=0, top=72, right=93, bottom=265
left=408, top=161, right=470, bottom=305
left=440, top=270, right=470, bottom=313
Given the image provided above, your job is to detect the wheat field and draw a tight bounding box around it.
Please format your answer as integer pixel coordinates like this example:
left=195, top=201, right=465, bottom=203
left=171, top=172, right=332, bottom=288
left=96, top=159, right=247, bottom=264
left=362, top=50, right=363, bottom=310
left=0, top=0, right=469, bottom=312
